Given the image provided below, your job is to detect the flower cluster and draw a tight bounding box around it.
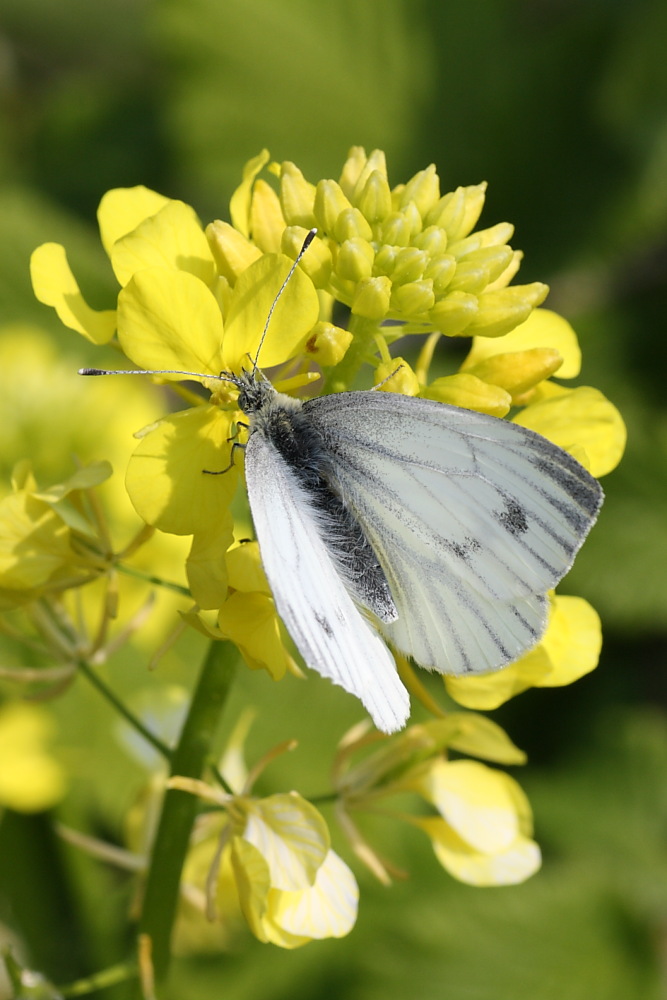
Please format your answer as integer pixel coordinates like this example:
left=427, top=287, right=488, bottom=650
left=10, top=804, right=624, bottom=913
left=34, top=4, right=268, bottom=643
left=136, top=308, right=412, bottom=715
left=30, top=147, right=625, bottom=711
left=21, top=147, right=627, bottom=953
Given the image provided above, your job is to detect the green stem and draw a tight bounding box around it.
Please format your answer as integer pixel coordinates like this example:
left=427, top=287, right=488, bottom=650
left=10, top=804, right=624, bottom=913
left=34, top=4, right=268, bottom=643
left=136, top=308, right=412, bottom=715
left=59, top=960, right=138, bottom=997
left=78, top=660, right=172, bottom=762
left=115, top=562, right=191, bottom=596
left=138, top=640, right=237, bottom=984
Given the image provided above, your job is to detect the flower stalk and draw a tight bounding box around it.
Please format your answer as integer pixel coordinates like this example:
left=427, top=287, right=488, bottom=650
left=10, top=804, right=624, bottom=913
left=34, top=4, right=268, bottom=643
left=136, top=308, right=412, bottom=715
left=137, top=638, right=238, bottom=982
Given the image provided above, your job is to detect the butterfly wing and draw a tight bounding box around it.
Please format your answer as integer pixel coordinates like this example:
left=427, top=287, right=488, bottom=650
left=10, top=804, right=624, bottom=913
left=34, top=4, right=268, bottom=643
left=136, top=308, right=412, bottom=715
left=305, top=391, right=603, bottom=676
left=243, top=428, right=410, bottom=732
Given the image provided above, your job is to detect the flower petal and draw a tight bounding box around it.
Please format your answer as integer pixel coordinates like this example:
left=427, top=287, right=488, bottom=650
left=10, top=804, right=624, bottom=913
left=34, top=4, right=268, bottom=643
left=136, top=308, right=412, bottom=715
left=222, top=254, right=319, bottom=372
left=125, top=406, right=237, bottom=535
left=445, top=647, right=551, bottom=710
left=418, top=817, right=541, bottom=886
left=416, top=760, right=520, bottom=853
left=225, top=541, right=270, bottom=595
left=240, top=792, right=330, bottom=891
left=30, top=244, right=116, bottom=344
left=217, top=591, right=289, bottom=679
left=97, top=185, right=171, bottom=255
left=532, top=594, right=602, bottom=687
left=267, top=850, right=358, bottom=942
left=230, top=149, right=270, bottom=236
left=111, top=200, right=216, bottom=288
left=230, top=836, right=271, bottom=942
left=513, top=385, right=626, bottom=476
left=117, top=268, right=225, bottom=376
left=464, top=308, right=581, bottom=378
left=186, top=511, right=234, bottom=609
left=422, top=373, right=511, bottom=416
left=436, top=714, right=527, bottom=765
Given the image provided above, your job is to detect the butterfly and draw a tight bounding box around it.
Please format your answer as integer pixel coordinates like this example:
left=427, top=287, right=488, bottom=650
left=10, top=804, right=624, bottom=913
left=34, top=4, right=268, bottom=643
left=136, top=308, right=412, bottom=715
left=81, top=231, right=603, bottom=733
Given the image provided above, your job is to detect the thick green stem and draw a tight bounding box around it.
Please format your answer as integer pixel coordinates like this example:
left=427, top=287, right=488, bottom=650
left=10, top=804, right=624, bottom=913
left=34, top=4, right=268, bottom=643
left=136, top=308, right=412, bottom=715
left=137, top=640, right=237, bottom=984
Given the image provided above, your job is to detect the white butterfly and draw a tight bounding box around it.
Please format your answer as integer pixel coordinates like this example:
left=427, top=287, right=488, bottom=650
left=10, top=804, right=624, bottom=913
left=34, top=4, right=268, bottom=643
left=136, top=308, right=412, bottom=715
left=81, top=231, right=603, bottom=733
left=237, top=373, right=602, bottom=733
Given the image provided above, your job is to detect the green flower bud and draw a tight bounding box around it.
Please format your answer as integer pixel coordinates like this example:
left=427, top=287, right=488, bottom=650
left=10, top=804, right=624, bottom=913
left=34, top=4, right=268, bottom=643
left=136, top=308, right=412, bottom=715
left=390, top=279, right=435, bottom=316
left=314, top=180, right=353, bottom=235
left=429, top=291, right=479, bottom=336
left=333, top=208, right=373, bottom=243
left=373, top=245, right=399, bottom=277
left=351, top=275, right=392, bottom=319
left=357, top=171, right=393, bottom=225
left=466, top=283, right=549, bottom=338
left=423, top=255, right=456, bottom=294
left=335, top=237, right=375, bottom=281
left=399, top=164, right=441, bottom=218
left=280, top=162, right=316, bottom=227
left=413, top=226, right=449, bottom=255
left=391, top=247, right=428, bottom=285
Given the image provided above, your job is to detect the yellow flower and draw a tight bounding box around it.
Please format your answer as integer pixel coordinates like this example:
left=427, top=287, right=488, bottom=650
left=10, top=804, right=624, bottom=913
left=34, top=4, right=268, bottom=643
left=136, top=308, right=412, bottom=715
left=30, top=159, right=622, bottom=722
left=169, top=780, right=358, bottom=948
left=333, top=715, right=537, bottom=887
left=0, top=702, right=66, bottom=812
left=409, top=761, right=540, bottom=886
left=0, top=461, right=112, bottom=607
left=445, top=594, right=602, bottom=709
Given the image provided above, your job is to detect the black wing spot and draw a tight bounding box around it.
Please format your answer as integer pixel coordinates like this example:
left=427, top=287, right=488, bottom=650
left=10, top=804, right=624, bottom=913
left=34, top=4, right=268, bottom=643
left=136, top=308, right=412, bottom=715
left=449, top=536, right=482, bottom=562
left=496, top=498, right=529, bottom=536
left=314, top=612, right=334, bottom=638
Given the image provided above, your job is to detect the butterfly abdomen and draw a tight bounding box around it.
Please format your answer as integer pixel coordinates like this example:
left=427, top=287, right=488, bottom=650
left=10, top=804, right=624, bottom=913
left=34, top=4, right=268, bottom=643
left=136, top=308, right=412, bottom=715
left=251, top=395, right=397, bottom=624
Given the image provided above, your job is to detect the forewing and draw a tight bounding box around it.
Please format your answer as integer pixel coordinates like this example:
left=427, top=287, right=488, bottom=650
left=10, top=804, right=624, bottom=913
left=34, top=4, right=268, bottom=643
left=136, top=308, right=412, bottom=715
left=305, top=391, right=603, bottom=676
left=244, top=430, right=410, bottom=732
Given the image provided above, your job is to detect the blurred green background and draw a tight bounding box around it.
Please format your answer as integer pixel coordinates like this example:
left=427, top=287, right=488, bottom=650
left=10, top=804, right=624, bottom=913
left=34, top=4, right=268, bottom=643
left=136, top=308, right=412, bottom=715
left=1, top=0, right=666, bottom=997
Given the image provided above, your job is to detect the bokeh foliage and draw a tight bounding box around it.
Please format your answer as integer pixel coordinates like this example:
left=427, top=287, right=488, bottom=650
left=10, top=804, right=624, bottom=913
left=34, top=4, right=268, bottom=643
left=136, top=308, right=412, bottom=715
left=1, top=0, right=666, bottom=997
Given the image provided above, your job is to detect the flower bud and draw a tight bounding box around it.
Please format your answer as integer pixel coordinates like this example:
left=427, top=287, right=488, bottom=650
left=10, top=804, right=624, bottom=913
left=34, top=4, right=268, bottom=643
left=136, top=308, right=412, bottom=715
left=335, top=237, right=375, bottom=281
left=351, top=275, right=392, bottom=319
left=314, top=180, right=353, bottom=235
left=429, top=290, right=478, bottom=336
left=280, top=161, right=316, bottom=227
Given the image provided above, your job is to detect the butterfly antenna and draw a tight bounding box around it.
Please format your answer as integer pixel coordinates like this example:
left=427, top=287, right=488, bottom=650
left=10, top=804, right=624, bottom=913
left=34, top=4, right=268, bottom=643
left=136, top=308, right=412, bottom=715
left=78, top=367, right=238, bottom=384
left=251, top=228, right=317, bottom=376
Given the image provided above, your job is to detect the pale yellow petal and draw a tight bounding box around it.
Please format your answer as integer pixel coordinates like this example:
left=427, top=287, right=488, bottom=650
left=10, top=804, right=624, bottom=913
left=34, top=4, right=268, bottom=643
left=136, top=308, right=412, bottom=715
left=230, top=149, right=270, bottom=236
left=533, top=594, right=602, bottom=687
left=97, top=185, right=171, bottom=255
left=513, top=386, right=626, bottom=476
left=230, top=836, right=271, bottom=942
left=267, top=850, right=358, bottom=942
left=30, top=244, right=116, bottom=344
left=117, top=268, right=225, bottom=376
left=186, top=511, right=234, bottom=609
left=416, top=760, right=519, bottom=853
left=206, top=221, right=262, bottom=284
left=0, top=492, right=73, bottom=589
left=419, top=817, right=541, bottom=886
left=250, top=179, right=286, bottom=253
left=126, top=406, right=237, bottom=535
left=463, top=308, right=581, bottom=378
left=225, top=541, right=270, bottom=594
left=422, top=373, right=511, bottom=416
left=217, top=591, right=289, bottom=679
left=240, top=792, right=329, bottom=891
left=110, top=200, right=216, bottom=288
left=436, top=713, right=527, bottom=765
left=222, top=254, right=319, bottom=372
left=445, top=649, right=551, bottom=710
